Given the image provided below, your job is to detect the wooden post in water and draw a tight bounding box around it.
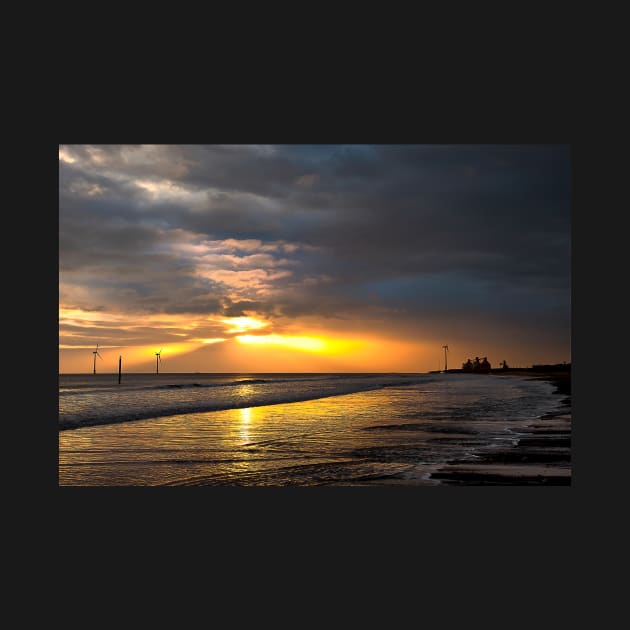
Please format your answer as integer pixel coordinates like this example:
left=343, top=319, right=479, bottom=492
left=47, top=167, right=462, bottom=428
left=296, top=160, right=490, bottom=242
left=118, top=355, right=122, bottom=384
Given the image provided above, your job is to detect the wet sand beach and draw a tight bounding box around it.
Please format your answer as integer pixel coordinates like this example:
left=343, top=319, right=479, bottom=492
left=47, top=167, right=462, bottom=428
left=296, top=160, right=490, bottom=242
left=59, top=371, right=569, bottom=486
left=428, top=371, right=571, bottom=485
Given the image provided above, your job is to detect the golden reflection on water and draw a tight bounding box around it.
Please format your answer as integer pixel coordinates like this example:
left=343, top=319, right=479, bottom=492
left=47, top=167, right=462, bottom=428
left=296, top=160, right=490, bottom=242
left=59, top=388, right=408, bottom=485
left=60, top=380, right=542, bottom=486
left=239, top=407, right=252, bottom=443
left=235, top=384, right=253, bottom=398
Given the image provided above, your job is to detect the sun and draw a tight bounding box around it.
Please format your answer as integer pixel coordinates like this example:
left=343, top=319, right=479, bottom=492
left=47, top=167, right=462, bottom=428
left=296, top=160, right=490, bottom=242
left=221, top=317, right=268, bottom=333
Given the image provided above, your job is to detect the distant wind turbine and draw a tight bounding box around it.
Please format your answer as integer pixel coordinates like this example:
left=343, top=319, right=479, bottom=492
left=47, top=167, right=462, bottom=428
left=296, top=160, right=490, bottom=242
left=442, top=345, right=449, bottom=372
left=155, top=348, right=162, bottom=374
left=92, top=343, right=103, bottom=374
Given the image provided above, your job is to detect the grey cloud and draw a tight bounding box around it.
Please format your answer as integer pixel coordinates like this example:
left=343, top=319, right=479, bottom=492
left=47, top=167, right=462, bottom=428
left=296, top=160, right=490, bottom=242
left=220, top=299, right=265, bottom=317
left=60, top=145, right=570, bottom=340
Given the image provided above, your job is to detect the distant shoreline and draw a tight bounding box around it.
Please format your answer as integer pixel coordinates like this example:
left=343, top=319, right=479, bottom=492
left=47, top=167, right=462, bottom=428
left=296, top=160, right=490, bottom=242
left=429, top=366, right=571, bottom=398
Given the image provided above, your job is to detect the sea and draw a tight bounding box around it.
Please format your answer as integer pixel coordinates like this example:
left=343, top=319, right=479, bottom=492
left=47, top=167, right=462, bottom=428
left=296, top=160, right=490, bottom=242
left=58, top=372, right=566, bottom=486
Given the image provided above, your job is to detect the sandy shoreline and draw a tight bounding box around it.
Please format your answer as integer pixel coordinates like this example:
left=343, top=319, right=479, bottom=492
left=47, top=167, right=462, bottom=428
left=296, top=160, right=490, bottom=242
left=59, top=371, right=571, bottom=486
left=428, top=370, right=571, bottom=485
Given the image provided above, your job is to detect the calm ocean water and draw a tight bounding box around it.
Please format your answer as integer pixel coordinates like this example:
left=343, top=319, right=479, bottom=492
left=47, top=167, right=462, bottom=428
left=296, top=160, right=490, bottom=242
left=58, top=372, right=566, bottom=486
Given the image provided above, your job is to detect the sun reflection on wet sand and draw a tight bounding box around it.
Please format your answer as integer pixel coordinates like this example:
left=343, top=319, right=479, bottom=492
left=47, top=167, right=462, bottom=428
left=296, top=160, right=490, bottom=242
left=59, top=377, right=565, bottom=486
left=239, top=407, right=252, bottom=443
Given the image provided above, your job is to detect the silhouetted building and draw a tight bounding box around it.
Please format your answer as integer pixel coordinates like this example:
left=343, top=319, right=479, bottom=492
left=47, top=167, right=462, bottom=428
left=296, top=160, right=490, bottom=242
left=462, top=356, right=491, bottom=372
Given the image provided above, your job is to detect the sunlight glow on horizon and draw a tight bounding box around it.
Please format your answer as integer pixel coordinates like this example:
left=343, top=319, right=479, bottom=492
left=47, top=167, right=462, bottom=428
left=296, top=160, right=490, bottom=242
left=61, top=342, right=205, bottom=371
left=236, top=334, right=364, bottom=354
left=58, top=301, right=466, bottom=373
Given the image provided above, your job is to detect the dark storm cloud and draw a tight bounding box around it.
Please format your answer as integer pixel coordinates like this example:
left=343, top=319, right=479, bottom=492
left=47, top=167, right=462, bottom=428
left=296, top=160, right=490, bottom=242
left=221, top=299, right=267, bottom=317
left=59, top=144, right=570, bottom=336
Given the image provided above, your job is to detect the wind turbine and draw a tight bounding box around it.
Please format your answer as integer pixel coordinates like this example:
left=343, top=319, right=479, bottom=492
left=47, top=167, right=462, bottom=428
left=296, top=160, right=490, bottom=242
left=155, top=348, right=162, bottom=374
left=442, top=345, right=449, bottom=372
left=92, top=343, right=103, bottom=374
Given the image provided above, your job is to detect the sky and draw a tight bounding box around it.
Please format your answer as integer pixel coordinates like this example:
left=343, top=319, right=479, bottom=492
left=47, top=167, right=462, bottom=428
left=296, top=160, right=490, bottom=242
left=59, top=144, right=571, bottom=373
